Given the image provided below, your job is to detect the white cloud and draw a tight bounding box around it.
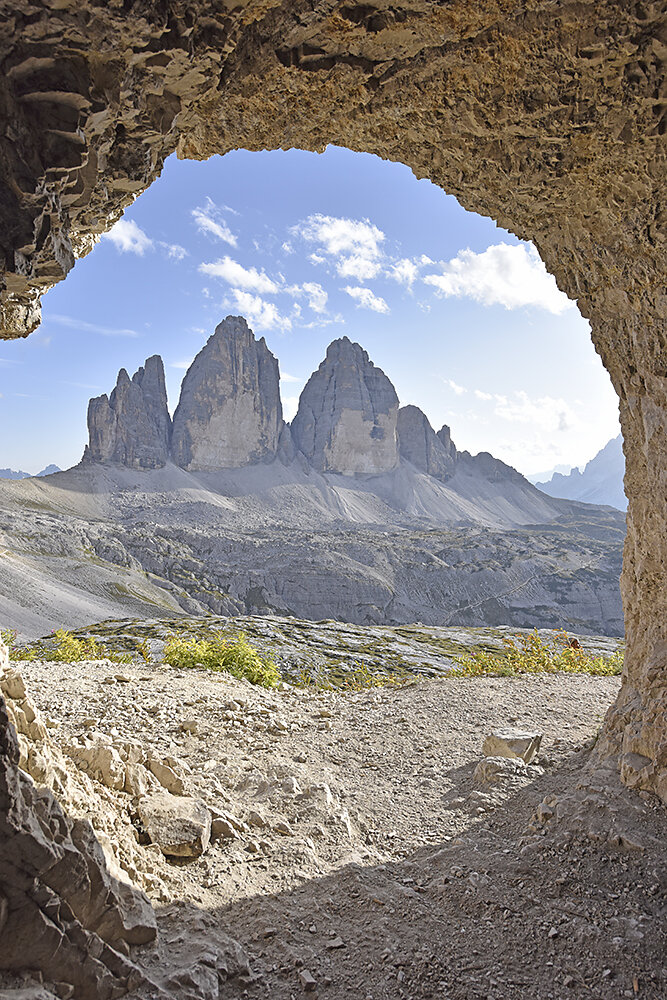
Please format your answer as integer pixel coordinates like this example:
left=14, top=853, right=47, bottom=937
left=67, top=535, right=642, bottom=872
left=446, top=379, right=466, bottom=396
left=301, top=281, right=328, bottom=313
left=423, top=242, right=573, bottom=314
left=494, top=390, right=576, bottom=433
left=48, top=314, right=139, bottom=337
left=192, top=198, right=237, bottom=246
left=474, top=389, right=493, bottom=400
left=282, top=395, right=299, bottom=421
left=280, top=372, right=302, bottom=384
left=199, top=255, right=279, bottom=294
left=102, top=219, right=153, bottom=255
left=387, top=258, right=419, bottom=288
left=230, top=290, right=292, bottom=332
left=281, top=241, right=294, bottom=255
left=343, top=286, right=389, bottom=314
left=162, top=242, right=188, bottom=260
left=293, top=214, right=385, bottom=281
left=170, top=359, right=195, bottom=371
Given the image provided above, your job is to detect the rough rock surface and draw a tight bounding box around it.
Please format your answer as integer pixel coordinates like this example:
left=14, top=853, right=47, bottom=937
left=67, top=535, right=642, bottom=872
left=397, top=405, right=456, bottom=481
left=292, top=337, right=399, bottom=474
left=171, top=316, right=284, bottom=472
left=83, top=356, right=171, bottom=469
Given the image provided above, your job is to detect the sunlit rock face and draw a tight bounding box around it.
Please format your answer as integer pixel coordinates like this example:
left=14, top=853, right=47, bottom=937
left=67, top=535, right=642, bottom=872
left=170, top=316, right=284, bottom=471
left=292, top=337, right=399, bottom=475
left=397, top=405, right=456, bottom=482
left=84, top=355, right=171, bottom=469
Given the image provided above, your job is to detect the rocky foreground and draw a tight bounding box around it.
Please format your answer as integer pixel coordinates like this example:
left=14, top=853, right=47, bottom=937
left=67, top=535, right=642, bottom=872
left=1, top=625, right=664, bottom=999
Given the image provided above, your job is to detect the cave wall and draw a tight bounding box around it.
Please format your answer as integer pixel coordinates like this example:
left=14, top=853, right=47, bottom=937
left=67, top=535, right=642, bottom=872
left=0, top=10, right=664, bottom=982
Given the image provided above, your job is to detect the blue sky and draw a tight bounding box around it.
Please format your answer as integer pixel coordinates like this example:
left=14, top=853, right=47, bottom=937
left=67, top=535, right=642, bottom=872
left=0, top=146, right=620, bottom=477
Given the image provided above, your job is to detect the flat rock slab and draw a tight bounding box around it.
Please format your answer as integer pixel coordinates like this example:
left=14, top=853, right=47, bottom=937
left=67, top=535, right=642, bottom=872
left=137, top=791, right=211, bottom=858
left=483, top=729, right=543, bottom=763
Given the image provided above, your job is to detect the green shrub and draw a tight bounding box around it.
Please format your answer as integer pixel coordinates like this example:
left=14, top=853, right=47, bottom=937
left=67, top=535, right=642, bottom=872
left=163, top=631, right=279, bottom=687
left=7, top=628, right=132, bottom=664
left=453, top=629, right=623, bottom=678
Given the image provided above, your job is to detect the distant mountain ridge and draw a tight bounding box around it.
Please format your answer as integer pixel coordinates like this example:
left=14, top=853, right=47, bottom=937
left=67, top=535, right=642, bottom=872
left=0, top=464, right=60, bottom=480
left=535, top=435, right=626, bottom=511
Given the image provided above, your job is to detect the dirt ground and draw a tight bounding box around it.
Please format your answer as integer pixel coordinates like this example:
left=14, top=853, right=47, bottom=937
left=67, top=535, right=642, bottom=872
left=2, top=655, right=665, bottom=1000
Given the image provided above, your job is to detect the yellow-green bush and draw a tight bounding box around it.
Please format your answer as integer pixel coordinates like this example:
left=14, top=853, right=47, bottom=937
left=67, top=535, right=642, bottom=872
left=5, top=628, right=132, bottom=664
left=163, top=631, right=279, bottom=687
left=453, top=629, right=623, bottom=678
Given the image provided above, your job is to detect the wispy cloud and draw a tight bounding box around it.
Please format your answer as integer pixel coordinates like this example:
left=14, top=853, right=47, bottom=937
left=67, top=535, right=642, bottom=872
left=62, top=380, right=104, bottom=390
left=445, top=378, right=466, bottom=396
left=199, top=256, right=279, bottom=294
left=170, top=358, right=195, bottom=371
left=192, top=198, right=237, bottom=246
left=280, top=372, right=302, bottom=384
left=0, top=358, right=20, bottom=367
left=343, top=286, right=389, bottom=313
left=102, top=219, right=153, bottom=255
left=292, top=214, right=385, bottom=281
left=162, top=242, right=188, bottom=260
left=387, top=258, right=419, bottom=288
left=229, top=290, right=292, bottom=332
left=282, top=395, right=300, bottom=421
left=48, top=314, right=139, bottom=337
left=423, top=242, right=573, bottom=314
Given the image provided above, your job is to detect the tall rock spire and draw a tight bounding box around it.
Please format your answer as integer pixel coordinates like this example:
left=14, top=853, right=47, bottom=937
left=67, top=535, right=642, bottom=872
left=83, top=355, right=171, bottom=469
left=292, top=337, right=399, bottom=475
left=170, top=316, right=284, bottom=472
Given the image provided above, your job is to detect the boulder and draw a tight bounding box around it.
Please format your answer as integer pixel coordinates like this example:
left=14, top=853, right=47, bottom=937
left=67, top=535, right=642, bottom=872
left=292, top=337, right=399, bottom=475
left=171, top=315, right=284, bottom=471
left=137, top=791, right=211, bottom=858
left=83, top=355, right=171, bottom=469
left=483, top=730, right=543, bottom=763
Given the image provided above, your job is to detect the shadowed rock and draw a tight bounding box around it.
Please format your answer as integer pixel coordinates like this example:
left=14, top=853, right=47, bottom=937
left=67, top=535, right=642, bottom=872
left=292, top=337, right=399, bottom=475
left=398, top=405, right=456, bottom=481
left=171, top=316, right=284, bottom=471
left=83, top=355, right=171, bottom=469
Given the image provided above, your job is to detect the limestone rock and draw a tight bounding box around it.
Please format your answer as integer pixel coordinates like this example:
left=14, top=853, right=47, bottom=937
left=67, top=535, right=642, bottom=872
left=397, top=405, right=456, bottom=481
left=83, top=355, right=171, bottom=469
left=483, top=730, right=543, bottom=763
left=474, top=756, right=529, bottom=784
left=67, top=740, right=126, bottom=790
left=171, top=316, right=284, bottom=471
left=292, top=337, right=399, bottom=475
left=137, top=791, right=211, bottom=858
left=147, top=757, right=186, bottom=796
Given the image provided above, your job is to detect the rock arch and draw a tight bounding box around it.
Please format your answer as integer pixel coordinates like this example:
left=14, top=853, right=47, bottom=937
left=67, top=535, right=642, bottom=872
left=0, top=0, right=665, bottom=989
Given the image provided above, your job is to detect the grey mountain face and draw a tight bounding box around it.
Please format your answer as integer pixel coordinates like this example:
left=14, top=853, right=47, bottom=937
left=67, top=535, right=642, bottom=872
left=171, top=316, right=284, bottom=472
left=397, top=405, right=456, bottom=481
left=535, top=435, right=626, bottom=511
left=292, top=337, right=399, bottom=474
left=84, top=355, right=171, bottom=469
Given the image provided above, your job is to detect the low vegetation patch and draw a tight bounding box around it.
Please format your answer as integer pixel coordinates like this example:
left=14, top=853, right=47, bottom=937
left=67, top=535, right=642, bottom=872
left=2, top=628, right=133, bottom=664
left=163, top=630, right=279, bottom=688
left=453, top=630, right=624, bottom=677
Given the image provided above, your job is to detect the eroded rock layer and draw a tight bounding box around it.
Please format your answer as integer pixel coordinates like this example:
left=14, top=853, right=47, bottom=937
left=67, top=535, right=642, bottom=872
left=84, top=355, right=171, bottom=469
left=292, top=337, right=399, bottom=474
left=171, top=316, right=284, bottom=471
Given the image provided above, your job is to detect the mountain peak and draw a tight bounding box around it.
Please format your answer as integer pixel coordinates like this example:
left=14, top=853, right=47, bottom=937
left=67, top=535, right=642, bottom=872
left=292, top=337, right=399, bottom=475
